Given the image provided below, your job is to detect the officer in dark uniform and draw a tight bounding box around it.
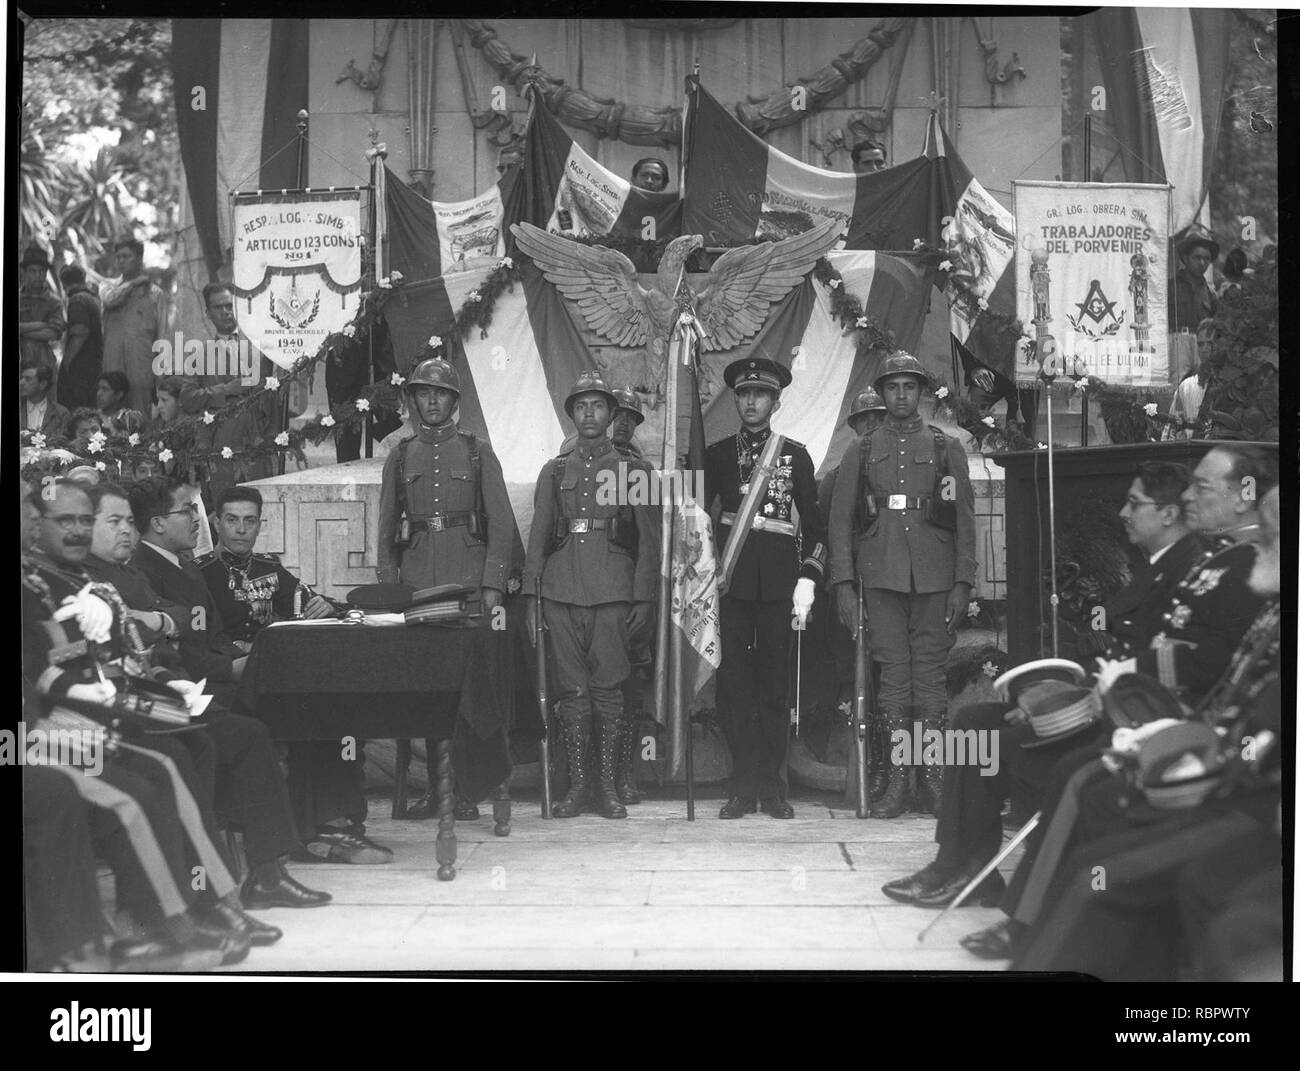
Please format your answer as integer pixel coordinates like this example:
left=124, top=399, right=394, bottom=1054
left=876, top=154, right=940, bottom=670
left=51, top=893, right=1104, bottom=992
left=522, top=372, right=660, bottom=819
left=610, top=388, right=648, bottom=803
left=829, top=352, right=977, bottom=818
left=705, top=357, right=827, bottom=819
left=376, top=355, right=514, bottom=819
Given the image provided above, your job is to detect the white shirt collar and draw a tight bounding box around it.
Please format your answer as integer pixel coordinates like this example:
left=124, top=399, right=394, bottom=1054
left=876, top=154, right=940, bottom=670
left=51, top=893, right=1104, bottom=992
left=142, top=541, right=181, bottom=568
left=1148, top=542, right=1175, bottom=565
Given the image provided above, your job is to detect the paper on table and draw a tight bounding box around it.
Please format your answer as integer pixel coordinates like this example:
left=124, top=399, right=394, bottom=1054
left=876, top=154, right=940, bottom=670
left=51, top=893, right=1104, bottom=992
left=360, top=613, right=407, bottom=626
left=267, top=618, right=347, bottom=627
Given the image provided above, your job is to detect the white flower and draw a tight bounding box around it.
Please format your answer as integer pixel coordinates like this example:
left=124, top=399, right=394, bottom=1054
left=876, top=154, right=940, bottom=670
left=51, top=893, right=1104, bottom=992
left=982, top=660, right=998, bottom=679
left=466, top=290, right=482, bottom=303
left=982, top=416, right=996, bottom=427
left=935, top=386, right=950, bottom=400
left=30, top=433, right=47, bottom=450
left=828, top=278, right=841, bottom=289
left=500, top=257, right=513, bottom=269
left=1074, top=378, right=1089, bottom=392
left=355, top=398, right=371, bottom=412
left=967, top=600, right=981, bottom=618
left=977, top=297, right=990, bottom=310
left=1037, top=441, right=1048, bottom=449
left=95, top=461, right=107, bottom=472
left=1143, top=403, right=1158, bottom=417
left=938, top=259, right=953, bottom=272
left=378, top=277, right=393, bottom=289
left=157, top=448, right=174, bottom=463
left=274, top=432, right=290, bottom=447
left=128, top=432, right=141, bottom=445
left=202, top=411, right=215, bottom=425
left=342, top=324, right=357, bottom=338
left=390, top=372, right=406, bottom=387
left=264, top=376, right=280, bottom=391
left=89, top=429, right=107, bottom=446
left=221, top=446, right=234, bottom=459
left=856, top=316, right=870, bottom=328
left=913, top=238, right=925, bottom=250
left=321, top=414, right=336, bottom=428
left=389, top=270, right=404, bottom=283
left=86, top=439, right=104, bottom=455
left=427, top=335, right=443, bottom=349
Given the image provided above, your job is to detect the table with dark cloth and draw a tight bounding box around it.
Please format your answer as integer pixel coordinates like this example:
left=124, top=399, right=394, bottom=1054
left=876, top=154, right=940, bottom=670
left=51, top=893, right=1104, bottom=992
left=234, top=620, right=517, bottom=880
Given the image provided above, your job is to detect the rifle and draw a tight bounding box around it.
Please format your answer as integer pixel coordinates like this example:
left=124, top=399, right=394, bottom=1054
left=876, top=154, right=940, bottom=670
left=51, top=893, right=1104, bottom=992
left=533, top=579, right=553, bottom=819
left=853, top=576, right=872, bottom=818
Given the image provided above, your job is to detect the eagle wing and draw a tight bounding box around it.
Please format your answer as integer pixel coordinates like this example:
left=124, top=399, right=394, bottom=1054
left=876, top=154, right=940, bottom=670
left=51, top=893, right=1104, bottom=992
left=694, top=218, right=842, bottom=351
left=510, top=222, right=657, bottom=348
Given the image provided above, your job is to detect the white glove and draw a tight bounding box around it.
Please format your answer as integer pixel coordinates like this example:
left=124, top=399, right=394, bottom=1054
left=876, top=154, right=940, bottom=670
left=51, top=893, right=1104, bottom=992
left=1092, top=656, right=1137, bottom=696
left=53, top=586, right=114, bottom=645
left=65, top=681, right=119, bottom=706
left=792, top=578, right=816, bottom=628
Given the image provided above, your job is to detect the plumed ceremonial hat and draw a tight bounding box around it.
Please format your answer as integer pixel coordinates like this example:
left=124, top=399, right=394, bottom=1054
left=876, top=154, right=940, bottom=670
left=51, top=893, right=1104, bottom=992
left=406, top=357, right=461, bottom=395
left=563, top=370, right=618, bottom=418
left=723, top=357, right=792, bottom=393
left=611, top=388, right=645, bottom=425
left=847, top=386, right=886, bottom=423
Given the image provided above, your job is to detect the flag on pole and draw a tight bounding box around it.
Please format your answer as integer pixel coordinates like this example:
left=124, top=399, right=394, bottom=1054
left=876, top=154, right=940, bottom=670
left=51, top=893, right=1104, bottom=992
left=1088, top=7, right=1232, bottom=234
left=381, top=166, right=516, bottom=281
left=656, top=314, right=721, bottom=777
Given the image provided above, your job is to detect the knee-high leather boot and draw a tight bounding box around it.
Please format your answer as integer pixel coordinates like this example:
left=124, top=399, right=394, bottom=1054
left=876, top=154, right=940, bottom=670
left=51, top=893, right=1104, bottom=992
left=918, top=711, right=946, bottom=817
left=869, top=712, right=911, bottom=819
left=596, top=720, right=628, bottom=819
left=616, top=718, right=641, bottom=804
left=551, top=720, right=591, bottom=819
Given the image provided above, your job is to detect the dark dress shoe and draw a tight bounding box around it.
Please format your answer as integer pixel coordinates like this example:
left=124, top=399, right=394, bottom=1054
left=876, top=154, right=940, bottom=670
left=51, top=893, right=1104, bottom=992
left=188, top=922, right=252, bottom=966
left=203, top=901, right=283, bottom=945
left=454, top=799, right=481, bottom=820
left=759, top=797, right=795, bottom=819
left=960, top=917, right=1028, bottom=960
left=296, top=829, right=394, bottom=865
left=718, top=796, right=757, bottom=819
left=241, top=870, right=333, bottom=910
left=110, top=937, right=219, bottom=973
left=881, top=861, right=955, bottom=904
left=912, top=867, right=1006, bottom=909
left=403, top=791, right=439, bottom=820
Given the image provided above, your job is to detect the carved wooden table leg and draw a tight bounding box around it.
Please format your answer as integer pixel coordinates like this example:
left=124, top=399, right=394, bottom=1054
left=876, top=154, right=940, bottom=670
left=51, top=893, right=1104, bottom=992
left=394, top=738, right=412, bottom=819
left=434, top=737, right=457, bottom=881
left=491, top=779, right=511, bottom=837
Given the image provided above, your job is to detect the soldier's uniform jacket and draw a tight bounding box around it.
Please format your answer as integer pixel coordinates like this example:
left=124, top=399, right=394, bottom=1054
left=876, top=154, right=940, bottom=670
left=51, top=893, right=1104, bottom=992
left=197, top=548, right=299, bottom=643
left=828, top=414, right=977, bottom=593
left=522, top=436, right=660, bottom=606
left=1132, top=534, right=1264, bottom=705
left=703, top=426, right=826, bottom=601
left=377, top=420, right=513, bottom=594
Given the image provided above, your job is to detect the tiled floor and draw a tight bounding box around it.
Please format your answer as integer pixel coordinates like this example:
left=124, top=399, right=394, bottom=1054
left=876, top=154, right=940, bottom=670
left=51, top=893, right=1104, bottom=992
left=213, top=794, right=1021, bottom=974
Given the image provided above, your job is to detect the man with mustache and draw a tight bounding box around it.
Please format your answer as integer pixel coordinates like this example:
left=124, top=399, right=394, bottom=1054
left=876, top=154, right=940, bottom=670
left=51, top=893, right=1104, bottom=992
left=523, top=372, right=659, bottom=819
left=1011, top=485, right=1283, bottom=979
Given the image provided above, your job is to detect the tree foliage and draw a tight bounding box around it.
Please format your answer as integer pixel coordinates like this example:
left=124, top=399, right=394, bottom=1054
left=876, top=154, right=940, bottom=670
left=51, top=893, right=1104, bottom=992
left=19, top=17, right=176, bottom=273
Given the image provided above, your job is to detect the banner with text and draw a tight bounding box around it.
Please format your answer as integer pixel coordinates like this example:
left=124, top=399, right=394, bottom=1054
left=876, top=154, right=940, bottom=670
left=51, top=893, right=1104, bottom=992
left=230, top=191, right=364, bottom=370
left=1013, top=182, right=1172, bottom=389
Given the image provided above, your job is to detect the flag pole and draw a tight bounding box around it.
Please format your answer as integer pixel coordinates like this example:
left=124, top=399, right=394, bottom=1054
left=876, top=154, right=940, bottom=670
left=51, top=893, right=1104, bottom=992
left=1029, top=248, right=1060, bottom=657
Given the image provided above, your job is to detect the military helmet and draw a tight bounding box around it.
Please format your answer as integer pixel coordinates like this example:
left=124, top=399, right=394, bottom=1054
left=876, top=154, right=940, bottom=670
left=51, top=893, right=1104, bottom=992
left=564, top=370, right=618, bottom=418
left=873, top=351, right=931, bottom=393
left=611, top=388, right=645, bottom=426
left=846, top=386, right=886, bottom=424
left=406, top=357, right=461, bottom=396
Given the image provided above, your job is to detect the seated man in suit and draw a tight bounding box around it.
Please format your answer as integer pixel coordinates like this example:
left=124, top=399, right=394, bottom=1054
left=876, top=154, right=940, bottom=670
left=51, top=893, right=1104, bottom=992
left=129, top=476, right=391, bottom=866
left=882, top=461, right=1214, bottom=908
left=19, top=359, right=71, bottom=438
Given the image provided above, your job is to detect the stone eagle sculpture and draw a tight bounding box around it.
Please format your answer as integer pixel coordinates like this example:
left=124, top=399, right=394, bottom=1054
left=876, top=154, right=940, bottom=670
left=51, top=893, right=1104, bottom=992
left=509, top=218, right=842, bottom=385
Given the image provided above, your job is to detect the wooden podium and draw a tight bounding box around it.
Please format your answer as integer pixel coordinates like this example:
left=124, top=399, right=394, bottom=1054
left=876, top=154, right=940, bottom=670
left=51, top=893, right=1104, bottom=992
left=991, top=440, right=1272, bottom=666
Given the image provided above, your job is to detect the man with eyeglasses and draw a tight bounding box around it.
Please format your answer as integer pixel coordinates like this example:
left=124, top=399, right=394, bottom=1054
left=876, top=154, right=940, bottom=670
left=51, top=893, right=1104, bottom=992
left=879, top=460, right=1227, bottom=911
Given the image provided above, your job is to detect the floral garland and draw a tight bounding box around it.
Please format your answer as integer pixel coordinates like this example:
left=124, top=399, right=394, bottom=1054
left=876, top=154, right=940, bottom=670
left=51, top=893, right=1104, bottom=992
left=911, top=238, right=1026, bottom=342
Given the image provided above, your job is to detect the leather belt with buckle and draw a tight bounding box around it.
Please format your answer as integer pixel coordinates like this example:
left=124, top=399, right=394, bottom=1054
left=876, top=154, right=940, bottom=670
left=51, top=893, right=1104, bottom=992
left=567, top=518, right=611, bottom=534
left=411, top=512, right=472, bottom=533
left=871, top=494, right=928, bottom=511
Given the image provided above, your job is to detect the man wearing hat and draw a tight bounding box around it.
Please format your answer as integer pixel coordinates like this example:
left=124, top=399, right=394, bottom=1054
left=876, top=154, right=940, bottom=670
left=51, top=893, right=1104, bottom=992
left=704, top=357, right=827, bottom=819
left=377, top=354, right=515, bottom=820
left=19, top=244, right=67, bottom=398
left=523, top=371, right=660, bottom=819
left=1168, top=232, right=1220, bottom=332
left=829, top=352, right=976, bottom=819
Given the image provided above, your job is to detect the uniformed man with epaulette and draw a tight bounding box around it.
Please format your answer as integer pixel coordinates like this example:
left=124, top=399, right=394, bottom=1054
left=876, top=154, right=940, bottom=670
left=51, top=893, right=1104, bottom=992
left=376, top=355, right=514, bottom=819
left=522, top=371, right=659, bottom=819
left=704, top=357, right=827, bottom=820
left=829, top=352, right=977, bottom=818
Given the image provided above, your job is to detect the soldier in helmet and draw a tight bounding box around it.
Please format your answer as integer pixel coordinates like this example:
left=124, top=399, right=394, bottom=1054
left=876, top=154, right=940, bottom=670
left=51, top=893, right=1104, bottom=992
left=377, top=355, right=514, bottom=820
left=522, top=372, right=660, bottom=819
left=704, top=357, right=827, bottom=820
left=828, top=352, right=977, bottom=818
